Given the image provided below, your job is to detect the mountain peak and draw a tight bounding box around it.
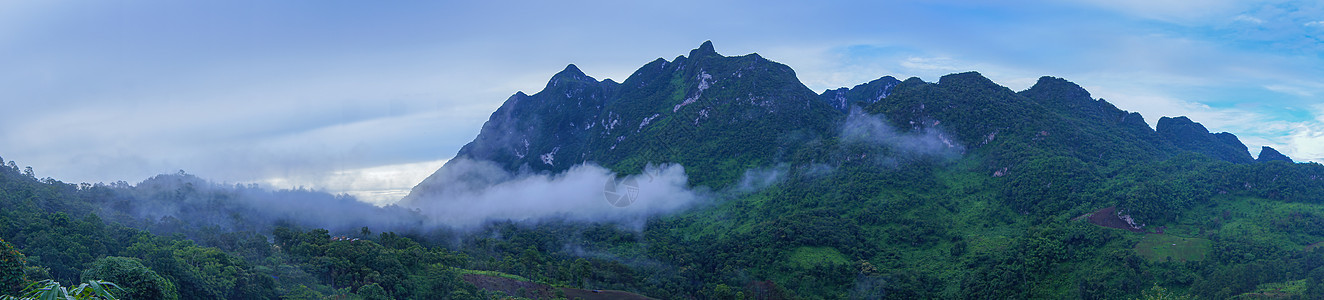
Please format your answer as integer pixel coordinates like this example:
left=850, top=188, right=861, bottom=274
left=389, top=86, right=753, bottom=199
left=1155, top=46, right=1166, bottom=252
left=554, top=64, right=587, bottom=79
left=1257, top=146, right=1294, bottom=163
left=689, top=40, right=718, bottom=58
left=1157, top=116, right=1254, bottom=163
left=818, top=76, right=901, bottom=112
left=1025, top=76, right=1092, bottom=100
left=938, top=71, right=994, bottom=87
left=544, top=64, right=598, bottom=90
left=1158, top=116, right=1204, bottom=132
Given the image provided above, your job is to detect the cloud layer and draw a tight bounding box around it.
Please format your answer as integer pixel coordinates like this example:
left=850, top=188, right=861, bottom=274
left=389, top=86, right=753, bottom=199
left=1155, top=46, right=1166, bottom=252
left=404, top=159, right=706, bottom=229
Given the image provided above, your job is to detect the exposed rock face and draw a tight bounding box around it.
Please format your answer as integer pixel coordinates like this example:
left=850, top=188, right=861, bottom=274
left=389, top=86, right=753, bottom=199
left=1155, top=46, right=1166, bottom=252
left=1156, top=116, right=1254, bottom=164
left=451, top=64, right=619, bottom=174
left=1257, top=146, right=1294, bottom=163
left=818, top=76, right=901, bottom=112
left=404, top=41, right=841, bottom=204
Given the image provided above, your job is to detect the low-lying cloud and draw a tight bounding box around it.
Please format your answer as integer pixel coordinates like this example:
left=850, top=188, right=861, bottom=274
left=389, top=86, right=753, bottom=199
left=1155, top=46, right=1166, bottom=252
left=88, top=156, right=744, bottom=239
left=731, top=164, right=788, bottom=194
left=261, top=159, right=449, bottom=206
left=88, top=108, right=965, bottom=238
left=402, top=158, right=705, bottom=229
left=104, top=172, right=427, bottom=237
left=840, top=107, right=963, bottom=162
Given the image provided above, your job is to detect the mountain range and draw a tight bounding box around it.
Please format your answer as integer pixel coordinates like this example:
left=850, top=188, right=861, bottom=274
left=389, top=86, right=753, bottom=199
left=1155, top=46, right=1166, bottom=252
left=391, top=41, right=1324, bottom=298
left=406, top=41, right=1292, bottom=204
left=3, top=41, right=1323, bottom=299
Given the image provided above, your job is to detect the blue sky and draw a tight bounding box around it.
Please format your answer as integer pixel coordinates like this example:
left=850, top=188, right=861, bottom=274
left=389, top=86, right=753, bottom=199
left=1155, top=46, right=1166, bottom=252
left=2, top=0, right=1321, bottom=204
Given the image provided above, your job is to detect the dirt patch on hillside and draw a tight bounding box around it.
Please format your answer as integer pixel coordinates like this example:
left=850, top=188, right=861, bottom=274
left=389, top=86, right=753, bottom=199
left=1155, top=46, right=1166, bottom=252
left=461, top=273, right=655, bottom=300
left=1083, top=206, right=1144, bottom=233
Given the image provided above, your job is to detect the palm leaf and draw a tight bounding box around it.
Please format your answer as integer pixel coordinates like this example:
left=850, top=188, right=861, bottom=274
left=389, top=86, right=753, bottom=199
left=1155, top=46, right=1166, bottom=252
left=6, top=279, right=121, bottom=300
left=70, top=281, right=119, bottom=300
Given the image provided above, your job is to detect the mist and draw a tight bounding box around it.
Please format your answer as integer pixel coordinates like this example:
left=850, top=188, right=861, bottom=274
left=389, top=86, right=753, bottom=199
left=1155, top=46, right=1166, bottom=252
left=402, top=158, right=707, bottom=229
left=92, top=155, right=739, bottom=241
left=731, top=164, right=789, bottom=194
left=102, top=172, right=427, bottom=237
left=87, top=108, right=963, bottom=241
left=839, top=107, right=964, bottom=163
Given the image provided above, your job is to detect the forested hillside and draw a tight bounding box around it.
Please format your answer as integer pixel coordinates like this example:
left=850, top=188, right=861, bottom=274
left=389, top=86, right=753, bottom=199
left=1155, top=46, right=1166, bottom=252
left=4, top=42, right=1324, bottom=299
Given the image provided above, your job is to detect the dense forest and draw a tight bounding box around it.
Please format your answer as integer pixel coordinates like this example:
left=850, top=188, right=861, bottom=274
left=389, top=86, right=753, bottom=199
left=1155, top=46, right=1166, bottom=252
left=5, top=135, right=1324, bottom=299
left=5, top=43, right=1324, bottom=299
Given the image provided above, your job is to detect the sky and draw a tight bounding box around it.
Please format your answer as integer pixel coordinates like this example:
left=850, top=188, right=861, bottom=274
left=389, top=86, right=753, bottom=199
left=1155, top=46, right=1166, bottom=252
left=2, top=0, right=1321, bottom=205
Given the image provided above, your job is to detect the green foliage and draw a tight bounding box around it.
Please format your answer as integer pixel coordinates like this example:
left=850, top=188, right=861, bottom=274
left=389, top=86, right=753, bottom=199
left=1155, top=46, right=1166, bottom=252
left=787, top=247, right=849, bottom=269
left=282, top=285, right=322, bottom=300
left=0, top=239, right=29, bottom=295
left=1241, top=279, right=1307, bottom=298
left=80, top=257, right=176, bottom=300
left=6, top=279, right=123, bottom=300
left=1136, top=283, right=1196, bottom=300
left=120, top=236, right=273, bottom=300
left=1001, top=155, right=1100, bottom=216
left=273, top=226, right=481, bottom=299
left=1133, top=235, right=1211, bottom=262
left=453, top=269, right=528, bottom=282
left=354, top=283, right=388, bottom=300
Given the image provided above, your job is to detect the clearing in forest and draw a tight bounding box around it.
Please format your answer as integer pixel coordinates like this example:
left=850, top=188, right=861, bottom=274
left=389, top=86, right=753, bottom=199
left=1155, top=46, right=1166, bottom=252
left=1133, top=234, right=1211, bottom=262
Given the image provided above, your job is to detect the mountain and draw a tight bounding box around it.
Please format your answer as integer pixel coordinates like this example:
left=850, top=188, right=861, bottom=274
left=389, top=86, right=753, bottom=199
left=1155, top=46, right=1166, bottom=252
left=818, top=76, right=900, bottom=112
left=1258, top=146, right=1294, bottom=163
left=408, top=41, right=1285, bottom=206
left=858, top=72, right=1177, bottom=167
left=393, top=42, right=1324, bottom=298
left=1156, top=116, right=1255, bottom=164
left=444, top=64, right=618, bottom=175
left=405, top=41, right=841, bottom=203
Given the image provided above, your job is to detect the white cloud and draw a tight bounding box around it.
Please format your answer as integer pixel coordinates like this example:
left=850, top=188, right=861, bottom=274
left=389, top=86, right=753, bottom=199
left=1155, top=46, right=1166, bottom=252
left=262, top=159, right=449, bottom=206
left=1285, top=106, right=1324, bottom=163
left=1085, top=84, right=1283, bottom=134
left=404, top=159, right=705, bottom=229
left=900, top=56, right=963, bottom=72
left=1235, top=14, right=1266, bottom=24
left=1264, top=84, right=1315, bottom=97
left=1289, top=127, right=1324, bottom=163
left=1306, top=20, right=1324, bottom=27
left=1083, top=82, right=1324, bottom=164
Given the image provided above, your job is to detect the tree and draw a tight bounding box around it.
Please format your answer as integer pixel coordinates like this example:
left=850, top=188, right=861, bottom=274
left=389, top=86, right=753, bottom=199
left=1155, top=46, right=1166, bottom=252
left=1136, top=283, right=1195, bottom=300
left=282, top=285, right=323, bottom=300
left=80, top=257, right=178, bottom=300
left=0, top=239, right=29, bottom=295
left=355, top=283, right=388, bottom=300
left=571, top=258, right=591, bottom=286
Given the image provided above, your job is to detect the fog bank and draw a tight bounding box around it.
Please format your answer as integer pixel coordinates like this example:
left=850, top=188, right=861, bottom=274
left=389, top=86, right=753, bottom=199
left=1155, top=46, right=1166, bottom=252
left=403, top=159, right=706, bottom=229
